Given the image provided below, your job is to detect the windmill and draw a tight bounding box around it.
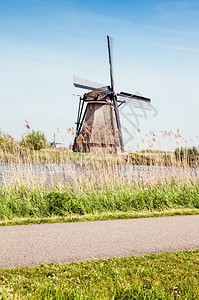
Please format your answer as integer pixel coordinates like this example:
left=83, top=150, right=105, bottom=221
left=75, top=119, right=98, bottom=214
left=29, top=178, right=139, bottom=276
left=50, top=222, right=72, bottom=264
left=73, top=36, right=151, bottom=153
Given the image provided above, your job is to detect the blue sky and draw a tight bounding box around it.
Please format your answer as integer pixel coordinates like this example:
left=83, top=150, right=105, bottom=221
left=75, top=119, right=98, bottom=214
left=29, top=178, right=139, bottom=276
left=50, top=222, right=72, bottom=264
left=0, top=0, right=199, bottom=149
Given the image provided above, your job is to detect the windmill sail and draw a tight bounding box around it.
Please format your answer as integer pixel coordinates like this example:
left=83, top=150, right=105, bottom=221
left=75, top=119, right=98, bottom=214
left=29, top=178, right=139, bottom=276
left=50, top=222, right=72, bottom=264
left=118, top=91, right=151, bottom=102
left=107, top=35, right=124, bottom=152
left=107, top=36, right=114, bottom=91
left=73, top=76, right=111, bottom=94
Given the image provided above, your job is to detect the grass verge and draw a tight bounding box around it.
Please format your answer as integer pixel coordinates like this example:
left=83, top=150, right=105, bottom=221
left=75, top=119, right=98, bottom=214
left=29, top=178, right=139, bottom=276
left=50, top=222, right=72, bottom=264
left=0, top=182, right=199, bottom=225
left=0, top=208, right=199, bottom=226
left=0, top=250, right=198, bottom=299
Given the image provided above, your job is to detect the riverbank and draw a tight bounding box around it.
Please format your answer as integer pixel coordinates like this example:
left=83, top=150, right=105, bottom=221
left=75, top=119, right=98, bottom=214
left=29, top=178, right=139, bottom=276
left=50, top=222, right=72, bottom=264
left=1, top=148, right=198, bottom=167
left=0, top=182, right=198, bottom=225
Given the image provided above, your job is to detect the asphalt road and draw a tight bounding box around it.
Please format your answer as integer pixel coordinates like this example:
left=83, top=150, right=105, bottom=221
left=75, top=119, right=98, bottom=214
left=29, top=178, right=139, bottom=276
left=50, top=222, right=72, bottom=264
left=0, top=215, right=199, bottom=269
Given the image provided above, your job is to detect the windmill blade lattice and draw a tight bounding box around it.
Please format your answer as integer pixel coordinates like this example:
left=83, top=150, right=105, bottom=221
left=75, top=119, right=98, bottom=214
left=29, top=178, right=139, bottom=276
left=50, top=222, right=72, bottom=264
left=73, top=76, right=111, bottom=94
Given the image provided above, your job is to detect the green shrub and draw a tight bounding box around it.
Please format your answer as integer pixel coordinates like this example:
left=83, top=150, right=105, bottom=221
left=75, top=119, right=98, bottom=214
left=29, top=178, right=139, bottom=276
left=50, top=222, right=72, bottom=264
left=22, top=130, right=47, bottom=150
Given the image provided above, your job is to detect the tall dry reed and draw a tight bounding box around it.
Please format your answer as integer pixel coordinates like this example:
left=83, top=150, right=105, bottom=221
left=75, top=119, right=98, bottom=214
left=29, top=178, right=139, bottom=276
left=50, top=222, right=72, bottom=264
left=0, top=129, right=198, bottom=193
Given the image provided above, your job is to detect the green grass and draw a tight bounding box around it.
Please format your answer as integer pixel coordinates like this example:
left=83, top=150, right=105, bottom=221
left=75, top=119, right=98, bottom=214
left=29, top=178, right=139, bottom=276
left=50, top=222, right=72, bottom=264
left=0, top=182, right=199, bottom=225
left=0, top=250, right=198, bottom=299
left=0, top=208, right=199, bottom=226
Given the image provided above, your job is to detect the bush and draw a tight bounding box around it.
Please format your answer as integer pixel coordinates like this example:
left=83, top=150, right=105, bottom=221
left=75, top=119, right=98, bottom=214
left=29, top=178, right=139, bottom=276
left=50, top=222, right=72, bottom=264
left=22, top=130, right=47, bottom=150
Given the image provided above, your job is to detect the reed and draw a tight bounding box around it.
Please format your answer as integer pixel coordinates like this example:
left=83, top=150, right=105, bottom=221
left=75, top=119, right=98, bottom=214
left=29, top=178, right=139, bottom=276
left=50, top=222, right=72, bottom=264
left=0, top=129, right=198, bottom=222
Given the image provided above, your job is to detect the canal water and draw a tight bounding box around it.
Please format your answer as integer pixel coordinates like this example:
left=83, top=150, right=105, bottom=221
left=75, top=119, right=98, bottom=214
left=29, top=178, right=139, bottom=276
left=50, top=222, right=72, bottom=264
left=0, top=163, right=198, bottom=186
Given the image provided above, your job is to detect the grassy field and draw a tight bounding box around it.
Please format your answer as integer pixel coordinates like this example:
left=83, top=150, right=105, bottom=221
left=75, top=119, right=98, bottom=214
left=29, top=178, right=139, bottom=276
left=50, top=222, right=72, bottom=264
left=0, top=250, right=198, bottom=299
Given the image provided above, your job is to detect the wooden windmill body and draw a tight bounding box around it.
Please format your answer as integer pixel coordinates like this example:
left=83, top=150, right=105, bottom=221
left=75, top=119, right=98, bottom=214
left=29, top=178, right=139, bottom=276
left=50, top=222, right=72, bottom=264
left=73, top=36, right=151, bottom=153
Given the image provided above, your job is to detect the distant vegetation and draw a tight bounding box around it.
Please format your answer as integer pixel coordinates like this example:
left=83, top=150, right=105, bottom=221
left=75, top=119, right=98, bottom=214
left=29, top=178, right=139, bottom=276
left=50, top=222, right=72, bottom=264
left=140, top=149, right=166, bottom=154
left=21, top=130, right=48, bottom=150
left=175, top=146, right=199, bottom=166
left=0, top=129, right=48, bottom=151
left=0, top=127, right=199, bottom=167
left=0, top=129, right=199, bottom=167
